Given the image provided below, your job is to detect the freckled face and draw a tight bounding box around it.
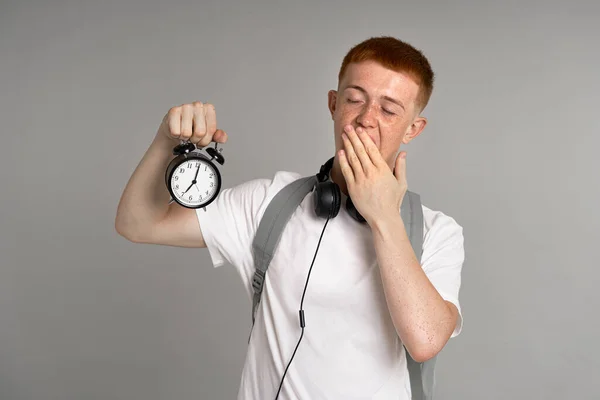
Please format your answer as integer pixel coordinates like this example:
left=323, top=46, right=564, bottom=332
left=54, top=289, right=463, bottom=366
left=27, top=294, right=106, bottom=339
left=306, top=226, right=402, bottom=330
left=328, top=60, right=424, bottom=168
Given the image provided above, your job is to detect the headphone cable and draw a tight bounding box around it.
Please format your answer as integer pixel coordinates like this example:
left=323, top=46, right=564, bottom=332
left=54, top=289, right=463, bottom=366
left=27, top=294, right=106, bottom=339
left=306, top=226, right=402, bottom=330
left=274, top=216, right=331, bottom=399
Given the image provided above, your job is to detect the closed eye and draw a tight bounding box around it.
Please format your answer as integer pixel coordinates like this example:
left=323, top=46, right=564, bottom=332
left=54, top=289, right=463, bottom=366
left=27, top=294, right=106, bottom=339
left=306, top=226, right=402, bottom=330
left=382, top=108, right=395, bottom=115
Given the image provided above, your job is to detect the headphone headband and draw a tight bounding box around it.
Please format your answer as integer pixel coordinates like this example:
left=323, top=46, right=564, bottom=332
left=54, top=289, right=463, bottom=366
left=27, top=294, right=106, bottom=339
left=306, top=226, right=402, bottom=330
left=317, top=157, right=335, bottom=182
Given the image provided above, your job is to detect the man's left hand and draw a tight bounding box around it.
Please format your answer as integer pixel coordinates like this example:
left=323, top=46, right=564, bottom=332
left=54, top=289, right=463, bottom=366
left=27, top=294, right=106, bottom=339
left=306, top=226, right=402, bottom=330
left=338, top=124, right=407, bottom=226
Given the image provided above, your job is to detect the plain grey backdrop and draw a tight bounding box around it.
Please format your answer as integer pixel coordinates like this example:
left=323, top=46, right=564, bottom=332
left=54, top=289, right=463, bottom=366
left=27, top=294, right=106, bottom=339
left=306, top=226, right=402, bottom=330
left=2, top=0, right=599, bottom=399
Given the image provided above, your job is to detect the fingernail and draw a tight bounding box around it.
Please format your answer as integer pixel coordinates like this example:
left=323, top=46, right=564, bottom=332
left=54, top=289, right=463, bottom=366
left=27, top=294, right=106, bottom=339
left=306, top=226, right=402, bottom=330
left=344, top=125, right=353, bottom=133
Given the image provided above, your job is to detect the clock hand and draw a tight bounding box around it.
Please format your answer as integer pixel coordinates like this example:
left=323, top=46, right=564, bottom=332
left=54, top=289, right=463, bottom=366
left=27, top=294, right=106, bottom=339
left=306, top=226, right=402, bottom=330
left=183, top=181, right=195, bottom=194
left=183, top=164, right=202, bottom=195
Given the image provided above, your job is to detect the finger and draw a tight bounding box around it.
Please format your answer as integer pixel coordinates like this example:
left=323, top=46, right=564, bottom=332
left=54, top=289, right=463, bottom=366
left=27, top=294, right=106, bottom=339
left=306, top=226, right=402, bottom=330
left=394, top=151, right=407, bottom=184
left=338, top=150, right=355, bottom=185
left=168, top=107, right=182, bottom=139
left=213, top=129, right=228, bottom=143
left=180, top=104, right=193, bottom=140
left=205, top=103, right=217, bottom=138
left=347, top=126, right=373, bottom=171
left=356, top=127, right=386, bottom=169
left=341, top=126, right=364, bottom=178
left=191, top=102, right=207, bottom=145
left=197, top=104, right=215, bottom=147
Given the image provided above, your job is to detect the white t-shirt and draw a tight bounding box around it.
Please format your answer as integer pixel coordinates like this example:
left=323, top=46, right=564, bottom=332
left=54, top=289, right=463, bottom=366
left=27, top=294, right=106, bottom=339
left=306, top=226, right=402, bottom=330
left=196, top=170, right=464, bottom=400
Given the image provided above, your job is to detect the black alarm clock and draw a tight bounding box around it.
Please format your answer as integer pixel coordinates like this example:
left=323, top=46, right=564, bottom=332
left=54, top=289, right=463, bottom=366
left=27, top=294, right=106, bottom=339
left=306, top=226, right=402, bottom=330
left=165, top=141, right=225, bottom=209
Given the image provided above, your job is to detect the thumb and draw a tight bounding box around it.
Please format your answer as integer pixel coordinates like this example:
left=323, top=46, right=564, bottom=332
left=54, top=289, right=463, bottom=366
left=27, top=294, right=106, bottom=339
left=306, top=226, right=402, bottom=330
left=394, top=151, right=407, bottom=182
left=213, top=129, right=228, bottom=143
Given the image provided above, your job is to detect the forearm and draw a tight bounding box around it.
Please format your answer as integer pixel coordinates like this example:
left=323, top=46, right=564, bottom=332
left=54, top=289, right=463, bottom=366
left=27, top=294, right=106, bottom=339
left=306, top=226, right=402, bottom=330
left=115, top=131, right=176, bottom=239
left=371, top=212, right=457, bottom=362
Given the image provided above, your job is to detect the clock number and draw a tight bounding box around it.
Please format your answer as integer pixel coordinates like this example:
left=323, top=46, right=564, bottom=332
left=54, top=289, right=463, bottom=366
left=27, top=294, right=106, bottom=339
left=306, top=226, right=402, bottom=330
left=189, top=195, right=193, bottom=201
left=210, top=182, right=214, bottom=187
left=179, top=168, right=185, bottom=173
left=205, top=190, right=209, bottom=195
left=187, top=163, right=192, bottom=168
left=174, top=176, right=178, bottom=181
left=209, top=173, right=214, bottom=178
left=175, top=184, right=179, bottom=189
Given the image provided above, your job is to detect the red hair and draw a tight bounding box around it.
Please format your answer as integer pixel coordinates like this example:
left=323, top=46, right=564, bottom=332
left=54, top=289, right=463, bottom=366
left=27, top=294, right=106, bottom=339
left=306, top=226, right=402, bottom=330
left=338, top=36, right=435, bottom=112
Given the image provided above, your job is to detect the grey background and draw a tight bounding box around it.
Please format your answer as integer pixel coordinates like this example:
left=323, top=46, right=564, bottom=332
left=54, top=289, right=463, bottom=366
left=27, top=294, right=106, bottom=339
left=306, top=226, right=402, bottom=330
left=2, top=0, right=599, bottom=399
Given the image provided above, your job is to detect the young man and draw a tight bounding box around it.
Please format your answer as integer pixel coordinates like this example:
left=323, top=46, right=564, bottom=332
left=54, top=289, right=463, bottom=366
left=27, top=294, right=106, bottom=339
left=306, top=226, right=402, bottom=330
left=115, top=36, right=464, bottom=399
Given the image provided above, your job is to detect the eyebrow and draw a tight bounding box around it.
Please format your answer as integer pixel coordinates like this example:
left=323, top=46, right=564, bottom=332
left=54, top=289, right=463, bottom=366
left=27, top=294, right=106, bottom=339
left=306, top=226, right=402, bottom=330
left=345, top=85, right=405, bottom=111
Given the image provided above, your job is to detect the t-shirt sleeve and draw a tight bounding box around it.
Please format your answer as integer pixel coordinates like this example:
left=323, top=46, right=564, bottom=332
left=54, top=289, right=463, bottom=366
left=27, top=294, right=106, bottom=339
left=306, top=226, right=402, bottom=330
left=420, top=209, right=465, bottom=338
left=195, top=176, right=271, bottom=272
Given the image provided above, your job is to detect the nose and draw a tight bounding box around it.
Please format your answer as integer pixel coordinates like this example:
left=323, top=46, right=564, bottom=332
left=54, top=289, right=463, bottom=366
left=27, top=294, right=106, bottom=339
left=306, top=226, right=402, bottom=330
left=356, top=103, right=376, bottom=129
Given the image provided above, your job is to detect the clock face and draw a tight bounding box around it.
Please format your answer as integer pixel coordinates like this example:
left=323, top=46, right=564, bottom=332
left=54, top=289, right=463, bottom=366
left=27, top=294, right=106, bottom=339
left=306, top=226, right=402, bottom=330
left=170, top=158, right=220, bottom=207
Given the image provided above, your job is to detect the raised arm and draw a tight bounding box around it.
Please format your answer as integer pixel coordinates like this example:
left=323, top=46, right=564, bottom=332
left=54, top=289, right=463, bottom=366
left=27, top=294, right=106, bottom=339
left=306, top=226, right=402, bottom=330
left=115, top=102, right=227, bottom=248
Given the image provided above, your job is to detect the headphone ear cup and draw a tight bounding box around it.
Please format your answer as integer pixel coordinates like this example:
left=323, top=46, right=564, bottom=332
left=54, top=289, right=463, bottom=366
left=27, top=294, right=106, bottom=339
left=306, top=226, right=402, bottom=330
left=314, top=181, right=341, bottom=219
left=345, top=196, right=367, bottom=224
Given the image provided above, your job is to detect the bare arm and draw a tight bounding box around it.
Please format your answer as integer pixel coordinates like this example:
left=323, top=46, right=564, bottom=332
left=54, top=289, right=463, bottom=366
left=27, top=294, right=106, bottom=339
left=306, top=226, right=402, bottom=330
left=336, top=125, right=459, bottom=362
left=115, top=102, right=227, bottom=247
left=371, top=213, right=459, bottom=363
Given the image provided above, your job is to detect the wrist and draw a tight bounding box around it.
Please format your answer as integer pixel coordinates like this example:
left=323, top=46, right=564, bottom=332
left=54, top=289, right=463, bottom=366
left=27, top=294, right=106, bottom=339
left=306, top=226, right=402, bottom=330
left=154, top=129, right=179, bottom=150
left=369, top=210, right=404, bottom=236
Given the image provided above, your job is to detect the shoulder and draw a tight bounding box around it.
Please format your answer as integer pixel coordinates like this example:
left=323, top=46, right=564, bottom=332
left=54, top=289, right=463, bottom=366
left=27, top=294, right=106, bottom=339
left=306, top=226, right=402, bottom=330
left=195, top=170, right=307, bottom=264
left=421, top=203, right=464, bottom=250
left=418, top=203, right=465, bottom=278
left=226, top=170, right=304, bottom=199
left=219, top=170, right=305, bottom=216
left=265, top=170, right=305, bottom=191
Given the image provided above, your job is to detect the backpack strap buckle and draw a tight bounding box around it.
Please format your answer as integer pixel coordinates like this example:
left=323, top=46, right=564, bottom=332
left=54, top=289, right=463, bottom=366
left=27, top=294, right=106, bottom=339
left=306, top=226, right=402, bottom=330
left=252, top=269, right=265, bottom=294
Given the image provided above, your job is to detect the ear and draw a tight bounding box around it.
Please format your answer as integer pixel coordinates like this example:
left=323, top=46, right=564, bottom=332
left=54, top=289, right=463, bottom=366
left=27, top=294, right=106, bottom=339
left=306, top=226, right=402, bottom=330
left=402, top=116, right=427, bottom=144
left=328, top=90, right=338, bottom=119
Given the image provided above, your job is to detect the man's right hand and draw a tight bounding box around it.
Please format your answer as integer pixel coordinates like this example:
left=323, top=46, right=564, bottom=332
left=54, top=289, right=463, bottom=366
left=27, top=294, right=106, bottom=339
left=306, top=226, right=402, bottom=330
left=160, top=101, right=228, bottom=147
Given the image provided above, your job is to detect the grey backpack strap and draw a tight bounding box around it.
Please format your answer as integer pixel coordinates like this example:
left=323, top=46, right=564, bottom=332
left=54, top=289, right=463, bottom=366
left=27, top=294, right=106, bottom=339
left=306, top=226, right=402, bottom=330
left=401, top=191, right=436, bottom=400
left=401, top=191, right=424, bottom=261
left=407, top=354, right=436, bottom=400
left=250, top=175, right=318, bottom=331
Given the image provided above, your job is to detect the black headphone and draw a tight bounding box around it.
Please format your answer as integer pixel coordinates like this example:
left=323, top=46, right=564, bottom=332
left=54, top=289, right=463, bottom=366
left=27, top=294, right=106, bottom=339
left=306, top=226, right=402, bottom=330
left=313, top=157, right=366, bottom=224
